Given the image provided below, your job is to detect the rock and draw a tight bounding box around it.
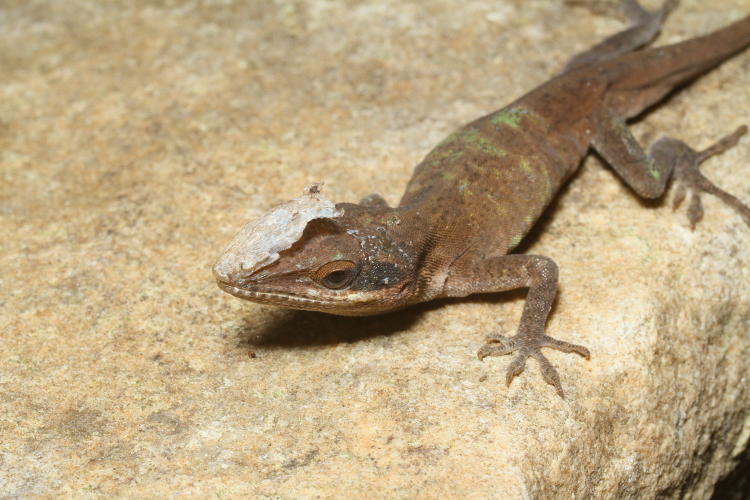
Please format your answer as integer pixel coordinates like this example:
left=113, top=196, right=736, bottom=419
left=1, top=0, right=749, bottom=497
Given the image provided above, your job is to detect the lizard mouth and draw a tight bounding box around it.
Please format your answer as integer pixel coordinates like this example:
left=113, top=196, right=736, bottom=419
left=214, top=278, right=335, bottom=310
left=213, top=278, right=401, bottom=316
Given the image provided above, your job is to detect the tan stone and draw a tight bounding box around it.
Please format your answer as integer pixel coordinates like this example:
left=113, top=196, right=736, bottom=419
left=1, top=1, right=749, bottom=498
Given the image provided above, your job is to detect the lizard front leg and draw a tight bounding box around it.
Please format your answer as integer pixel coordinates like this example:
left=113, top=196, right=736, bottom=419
left=443, top=254, right=590, bottom=398
left=593, top=110, right=750, bottom=228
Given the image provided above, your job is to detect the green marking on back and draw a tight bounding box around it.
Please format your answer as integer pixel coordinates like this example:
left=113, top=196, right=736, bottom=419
left=519, top=158, right=534, bottom=175
left=490, top=107, right=530, bottom=129
left=519, top=157, right=554, bottom=205
left=437, top=128, right=477, bottom=148
left=435, top=127, right=506, bottom=157
left=510, top=234, right=523, bottom=248
left=476, top=136, right=505, bottom=156
left=457, top=179, right=473, bottom=196
left=424, top=148, right=465, bottom=164
left=441, top=169, right=459, bottom=182
left=486, top=192, right=507, bottom=217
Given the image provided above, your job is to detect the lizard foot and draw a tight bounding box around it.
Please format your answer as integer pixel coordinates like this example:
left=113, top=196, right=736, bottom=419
left=477, top=333, right=590, bottom=398
left=651, top=125, right=750, bottom=229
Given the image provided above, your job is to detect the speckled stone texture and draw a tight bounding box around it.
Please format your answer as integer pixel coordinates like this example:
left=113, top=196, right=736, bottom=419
left=2, top=1, right=750, bottom=498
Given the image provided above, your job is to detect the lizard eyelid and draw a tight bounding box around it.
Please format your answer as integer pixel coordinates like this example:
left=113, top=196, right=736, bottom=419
left=314, top=260, right=357, bottom=289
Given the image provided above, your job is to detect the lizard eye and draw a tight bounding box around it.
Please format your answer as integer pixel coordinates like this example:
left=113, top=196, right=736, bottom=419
left=314, top=260, right=357, bottom=289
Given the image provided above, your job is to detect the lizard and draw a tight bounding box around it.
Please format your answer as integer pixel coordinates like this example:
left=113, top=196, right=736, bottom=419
left=213, top=0, right=750, bottom=398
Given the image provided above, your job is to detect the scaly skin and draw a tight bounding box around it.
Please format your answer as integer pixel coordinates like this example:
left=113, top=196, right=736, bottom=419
left=214, top=1, right=750, bottom=398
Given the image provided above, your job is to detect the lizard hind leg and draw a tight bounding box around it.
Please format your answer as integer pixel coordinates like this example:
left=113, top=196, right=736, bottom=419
left=651, top=125, right=750, bottom=229
left=562, top=0, right=678, bottom=73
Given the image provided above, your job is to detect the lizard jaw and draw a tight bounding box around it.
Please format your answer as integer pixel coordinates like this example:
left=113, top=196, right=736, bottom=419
left=214, top=278, right=411, bottom=316
left=215, top=279, right=333, bottom=309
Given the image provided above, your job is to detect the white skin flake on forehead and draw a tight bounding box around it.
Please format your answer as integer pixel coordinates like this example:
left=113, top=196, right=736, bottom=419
left=213, top=184, right=340, bottom=280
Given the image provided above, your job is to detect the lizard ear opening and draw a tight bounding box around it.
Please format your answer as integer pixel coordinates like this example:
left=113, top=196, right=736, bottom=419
left=314, top=260, right=358, bottom=289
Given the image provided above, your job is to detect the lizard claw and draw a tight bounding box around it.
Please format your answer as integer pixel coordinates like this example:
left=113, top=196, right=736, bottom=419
left=538, top=334, right=591, bottom=359
left=478, top=333, right=589, bottom=398
left=505, top=352, right=528, bottom=387
left=532, top=350, right=564, bottom=398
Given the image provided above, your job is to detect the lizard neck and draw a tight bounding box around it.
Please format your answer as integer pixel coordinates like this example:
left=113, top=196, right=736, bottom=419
left=390, top=199, right=464, bottom=301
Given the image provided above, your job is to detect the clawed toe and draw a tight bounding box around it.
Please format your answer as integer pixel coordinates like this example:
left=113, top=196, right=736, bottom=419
left=504, top=352, right=528, bottom=386
left=539, top=335, right=591, bottom=359
left=686, top=191, right=704, bottom=229
left=531, top=350, right=564, bottom=398
left=477, top=335, right=517, bottom=360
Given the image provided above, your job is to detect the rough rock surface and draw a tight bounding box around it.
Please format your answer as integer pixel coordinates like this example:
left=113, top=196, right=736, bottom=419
left=2, top=1, right=749, bottom=498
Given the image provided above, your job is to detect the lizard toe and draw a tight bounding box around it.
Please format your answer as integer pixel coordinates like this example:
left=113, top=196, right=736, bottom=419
left=477, top=335, right=518, bottom=360
left=687, top=191, right=704, bottom=229
left=505, top=351, right=529, bottom=387
left=531, top=349, right=565, bottom=398
left=539, top=334, right=591, bottom=360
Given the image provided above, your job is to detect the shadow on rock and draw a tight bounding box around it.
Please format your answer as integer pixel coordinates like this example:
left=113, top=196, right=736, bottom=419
left=237, top=305, right=430, bottom=348
left=234, top=288, right=530, bottom=349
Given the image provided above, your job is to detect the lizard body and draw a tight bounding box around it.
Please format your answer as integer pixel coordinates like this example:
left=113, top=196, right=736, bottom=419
left=214, top=1, right=750, bottom=397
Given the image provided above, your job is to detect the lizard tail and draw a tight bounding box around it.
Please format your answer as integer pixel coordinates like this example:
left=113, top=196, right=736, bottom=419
left=610, top=15, right=750, bottom=93
left=600, top=14, right=750, bottom=117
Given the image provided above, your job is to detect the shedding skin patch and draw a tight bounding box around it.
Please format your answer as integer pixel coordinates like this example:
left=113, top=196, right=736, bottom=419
left=213, top=186, right=340, bottom=281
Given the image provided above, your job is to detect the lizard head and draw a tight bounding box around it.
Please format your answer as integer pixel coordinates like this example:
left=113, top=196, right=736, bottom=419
left=213, top=188, right=421, bottom=316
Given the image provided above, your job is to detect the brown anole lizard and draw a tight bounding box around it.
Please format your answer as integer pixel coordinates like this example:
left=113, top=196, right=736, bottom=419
left=213, top=0, right=750, bottom=397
